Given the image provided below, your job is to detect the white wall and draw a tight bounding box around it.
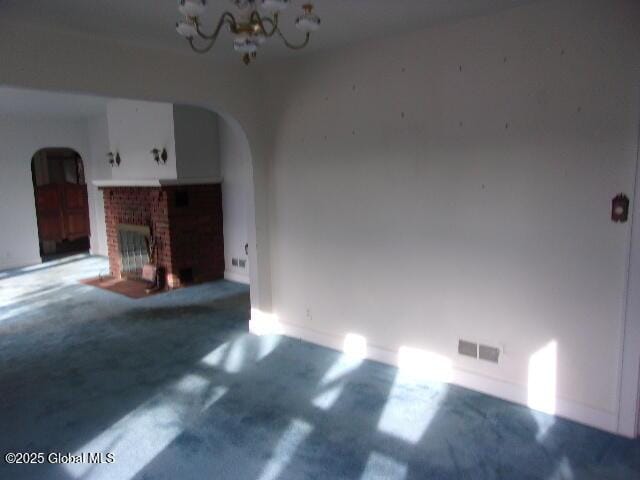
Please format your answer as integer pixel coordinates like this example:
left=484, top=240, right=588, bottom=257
left=174, top=104, right=221, bottom=180
left=0, top=116, right=92, bottom=269
left=107, top=99, right=177, bottom=180
left=220, top=118, right=252, bottom=284
left=107, top=102, right=222, bottom=182
left=0, top=99, right=250, bottom=274
left=261, top=0, right=640, bottom=433
left=107, top=101, right=224, bottom=182
left=87, top=114, right=111, bottom=256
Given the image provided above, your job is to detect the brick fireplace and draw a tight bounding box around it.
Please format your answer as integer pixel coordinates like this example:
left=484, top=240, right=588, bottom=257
left=101, top=183, right=224, bottom=288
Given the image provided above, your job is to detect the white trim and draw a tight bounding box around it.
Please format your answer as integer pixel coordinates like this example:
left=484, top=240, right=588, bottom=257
left=269, top=319, right=620, bottom=435
left=92, top=177, right=222, bottom=187
left=224, top=270, right=250, bottom=284
left=618, top=93, right=640, bottom=439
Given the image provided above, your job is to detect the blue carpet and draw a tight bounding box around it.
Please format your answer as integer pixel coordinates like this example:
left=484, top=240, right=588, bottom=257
left=0, top=255, right=638, bottom=480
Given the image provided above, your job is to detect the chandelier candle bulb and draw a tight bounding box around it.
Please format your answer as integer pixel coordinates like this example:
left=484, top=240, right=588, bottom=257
left=178, top=0, right=207, bottom=18
left=260, top=0, right=290, bottom=14
left=176, top=19, right=198, bottom=38
left=234, top=0, right=254, bottom=9
left=296, top=4, right=321, bottom=32
left=234, top=34, right=258, bottom=53
left=253, top=31, right=267, bottom=45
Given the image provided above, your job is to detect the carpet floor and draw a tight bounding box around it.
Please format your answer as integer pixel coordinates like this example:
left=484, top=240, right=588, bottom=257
left=0, top=255, right=638, bottom=480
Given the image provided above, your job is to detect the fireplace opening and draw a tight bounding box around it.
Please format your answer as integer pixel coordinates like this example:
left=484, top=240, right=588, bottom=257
left=117, top=224, right=151, bottom=279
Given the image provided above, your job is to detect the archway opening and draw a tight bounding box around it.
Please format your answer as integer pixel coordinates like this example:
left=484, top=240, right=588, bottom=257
left=31, top=148, right=91, bottom=261
left=0, top=85, right=260, bottom=303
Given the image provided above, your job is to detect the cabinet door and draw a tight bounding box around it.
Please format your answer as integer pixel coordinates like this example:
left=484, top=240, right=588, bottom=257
left=63, top=183, right=90, bottom=240
left=35, top=185, right=64, bottom=241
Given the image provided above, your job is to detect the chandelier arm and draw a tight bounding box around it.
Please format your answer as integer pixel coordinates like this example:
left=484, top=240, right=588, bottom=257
left=188, top=36, right=217, bottom=54
left=195, top=11, right=238, bottom=40
left=249, top=11, right=278, bottom=37
left=276, top=29, right=311, bottom=50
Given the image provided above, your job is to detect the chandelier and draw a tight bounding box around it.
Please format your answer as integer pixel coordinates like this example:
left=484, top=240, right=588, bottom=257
left=176, top=0, right=321, bottom=65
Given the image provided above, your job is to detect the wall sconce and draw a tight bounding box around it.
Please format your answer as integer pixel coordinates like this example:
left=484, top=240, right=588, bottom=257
left=108, top=152, right=121, bottom=167
left=151, top=148, right=168, bottom=165
left=612, top=193, right=630, bottom=223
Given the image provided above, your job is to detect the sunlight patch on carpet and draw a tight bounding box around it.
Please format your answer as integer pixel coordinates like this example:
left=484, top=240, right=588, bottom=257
left=257, top=419, right=313, bottom=480
left=362, top=451, right=408, bottom=480
left=64, top=373, right=227, bottom=480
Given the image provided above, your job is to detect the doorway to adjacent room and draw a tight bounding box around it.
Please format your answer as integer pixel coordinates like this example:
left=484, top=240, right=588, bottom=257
left=31, top=147, right=90, bottom=261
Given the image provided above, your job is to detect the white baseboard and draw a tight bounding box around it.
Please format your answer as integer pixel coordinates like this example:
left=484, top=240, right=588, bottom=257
left=271, top=319, right=619, bottom=436
left=89, top=248, right=109, bottom=257
left=224, top=270, right=250, bottom=284
left=0, top=256, right=42, bottom=272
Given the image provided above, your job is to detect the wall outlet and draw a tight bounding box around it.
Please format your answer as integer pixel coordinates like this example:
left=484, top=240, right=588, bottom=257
left=238, top=259, right=246, bottom=268
left=232, top=258, right=238, bottom=267
left=306, top=308, right=312, bottom=320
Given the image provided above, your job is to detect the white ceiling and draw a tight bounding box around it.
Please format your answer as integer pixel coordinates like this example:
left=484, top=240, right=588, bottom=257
left=0, top=87, right=108, bottom=119
left=0, top=0, right=538, bottom=63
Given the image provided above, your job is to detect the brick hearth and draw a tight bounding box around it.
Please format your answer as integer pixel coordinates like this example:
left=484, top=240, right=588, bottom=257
left=101, top=184, right=224, bottom=288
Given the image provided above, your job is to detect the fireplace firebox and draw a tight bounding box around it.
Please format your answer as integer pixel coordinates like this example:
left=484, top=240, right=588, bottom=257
left=117, top=224, right=151, bottom=279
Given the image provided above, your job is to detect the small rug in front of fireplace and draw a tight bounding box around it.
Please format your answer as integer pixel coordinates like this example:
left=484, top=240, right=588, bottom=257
left=79, top=276, right=164, bottom=299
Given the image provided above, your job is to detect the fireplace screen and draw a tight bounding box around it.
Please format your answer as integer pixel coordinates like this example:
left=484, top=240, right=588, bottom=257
left=117, top=224, right=150, bottom=278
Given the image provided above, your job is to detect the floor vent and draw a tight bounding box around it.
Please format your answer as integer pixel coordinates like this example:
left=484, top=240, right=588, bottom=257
left=479, top=344, right=500, bottom=363
left=458, top=339, right=478, bottom=358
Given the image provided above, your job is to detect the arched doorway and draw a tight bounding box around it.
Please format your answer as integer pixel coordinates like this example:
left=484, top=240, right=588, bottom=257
left=31, top=148, right=91, bottom=261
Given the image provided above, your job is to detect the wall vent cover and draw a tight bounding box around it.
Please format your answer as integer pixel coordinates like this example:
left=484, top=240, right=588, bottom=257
left=479, top=344, right=500, bottom=363
left=458, top=339, right=478, bottom=358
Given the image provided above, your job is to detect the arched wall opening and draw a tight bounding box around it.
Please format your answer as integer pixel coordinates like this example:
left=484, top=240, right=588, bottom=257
left=0, top=111, right=96, bottom=271
left=0, top=85, right=260, bottom=305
